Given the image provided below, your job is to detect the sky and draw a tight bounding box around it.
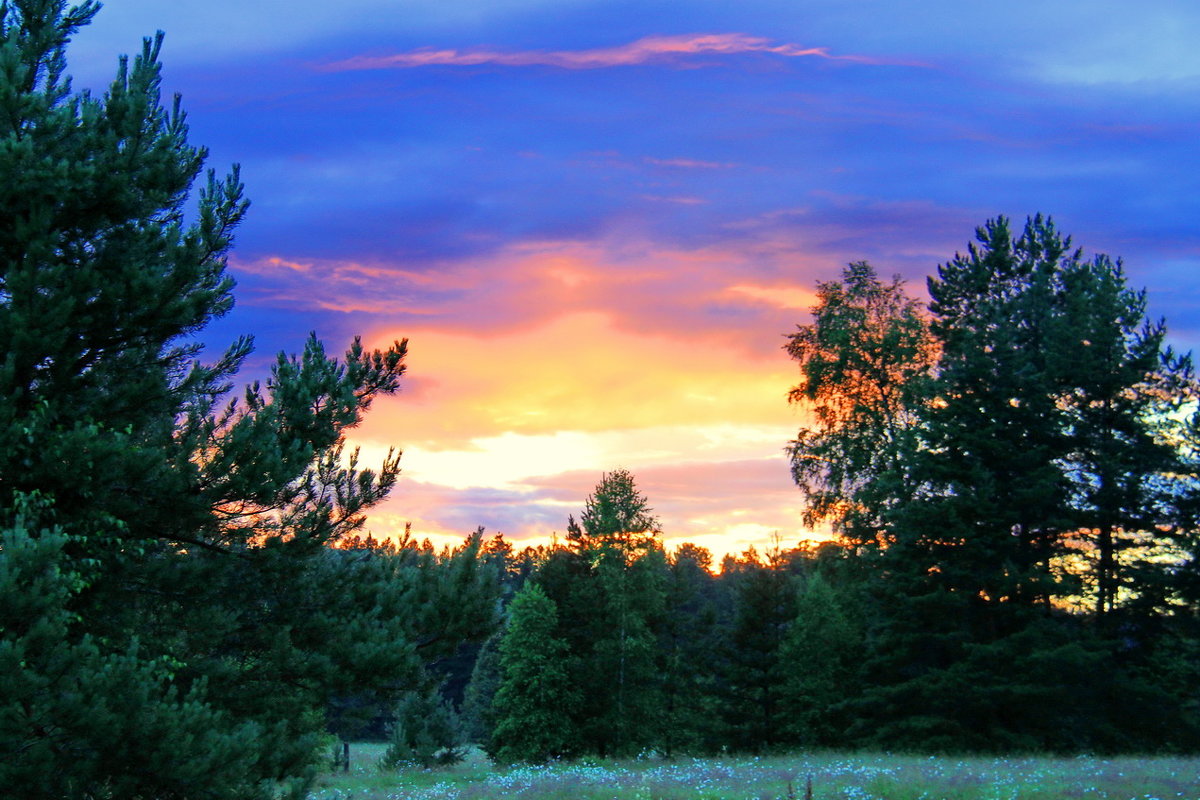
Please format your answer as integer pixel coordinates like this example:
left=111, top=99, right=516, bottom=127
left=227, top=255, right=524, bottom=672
left=69, top=0, right=1200, bottom=561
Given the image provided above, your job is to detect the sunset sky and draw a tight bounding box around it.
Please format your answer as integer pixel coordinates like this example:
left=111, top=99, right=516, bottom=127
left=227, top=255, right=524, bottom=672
left=72, top=1, right=1200, bottom=560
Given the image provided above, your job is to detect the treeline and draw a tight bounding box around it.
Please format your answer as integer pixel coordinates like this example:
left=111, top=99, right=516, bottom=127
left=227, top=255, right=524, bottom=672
left=458, top=217, right=1200, bottom=759
left=454, top=476, right=863, bottom=762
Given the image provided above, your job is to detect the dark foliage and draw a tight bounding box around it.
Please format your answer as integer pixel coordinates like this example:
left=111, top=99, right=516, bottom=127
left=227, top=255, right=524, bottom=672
left=0, top=4, right=498, bottom=796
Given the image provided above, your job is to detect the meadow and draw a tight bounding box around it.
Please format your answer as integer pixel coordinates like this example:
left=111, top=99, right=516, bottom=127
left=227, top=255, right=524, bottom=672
left=307, top=745, right=1199, bottom=800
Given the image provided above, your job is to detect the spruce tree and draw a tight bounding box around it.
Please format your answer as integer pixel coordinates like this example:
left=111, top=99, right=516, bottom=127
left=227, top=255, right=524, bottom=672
left=490, top=583, right=578, bottom=764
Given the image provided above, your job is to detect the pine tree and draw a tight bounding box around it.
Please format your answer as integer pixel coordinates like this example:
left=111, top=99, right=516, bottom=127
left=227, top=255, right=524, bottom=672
left=850, top=215, right=1196, bottom=750
left=849, top=217, right=1083, bottom=748
left=914, top=216, right=1078, bottom=614
left=0, top=3, right=498, bottom=794
left=0, top=508, right=262, bottom=799
left=490, top=583, right=578, bottom=763
left=379, top=682, right=465, bottom=769
left=1050, top=255, right=1194, bottom=620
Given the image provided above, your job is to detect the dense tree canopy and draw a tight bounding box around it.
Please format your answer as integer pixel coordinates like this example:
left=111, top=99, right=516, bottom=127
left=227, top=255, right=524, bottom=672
left=787, top=215, right=1200, bottom=751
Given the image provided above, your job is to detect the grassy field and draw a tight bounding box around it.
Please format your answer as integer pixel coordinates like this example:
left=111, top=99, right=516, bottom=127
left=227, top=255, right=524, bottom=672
left=306, top=744, right=1199, bottom=799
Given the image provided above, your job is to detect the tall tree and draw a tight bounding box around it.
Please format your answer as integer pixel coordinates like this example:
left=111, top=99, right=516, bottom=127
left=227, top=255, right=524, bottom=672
left=848, top=215, right=1197, bottom=750
left=851, top=216, right=1086, bottom=748
left=536, top=471, right=667, bottom=757
left=915, top=215, right=1078, bottom=615
left=786, top=261, right=936, bottom=548
left=576, top=471, right=666, bottom=757
left=0, top=3, right=498, bottom=795
left=1051, top=255, right=1195, bottom=620
left=914, top=215, right=1193, bottom=621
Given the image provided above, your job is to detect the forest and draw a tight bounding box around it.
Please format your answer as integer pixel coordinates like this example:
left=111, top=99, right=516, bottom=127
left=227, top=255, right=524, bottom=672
left=2, top=2, right=1199, bottom=799
left=452, top=222, right=1200, bottom=763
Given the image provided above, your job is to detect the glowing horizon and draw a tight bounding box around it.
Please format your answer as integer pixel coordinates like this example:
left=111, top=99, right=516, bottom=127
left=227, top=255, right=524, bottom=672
left=78, top=1, right=1200, bottom=563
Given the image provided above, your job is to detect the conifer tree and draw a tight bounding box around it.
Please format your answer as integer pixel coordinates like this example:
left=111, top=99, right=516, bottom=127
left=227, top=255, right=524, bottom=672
left=0, top=510, right=262, bottom=799
left=908, top=216, right=1192, bottom=624
left=659, top=543, right=722, bottom=755
left=777, top=572, right=862, bottom=747
left=569, top=468, right=662, bottom=558
left=1051, top=254, right=1194, bottom=621
left=490, top=583, right=578, bottom=763
left=719, top=547, right=795, bottom=752
left=0, top=3, right=498, bottom=794
left=380, top=683, right=465, bottom=769
left=568, top=470, right=667, bottom=756
left=461, top=632, right=502, bottom=745
left=848, top=216, right=1195, bottom=750
left=915, top=216, right=1079, bottom=614
left=848, top=217, right=1086, bottom=748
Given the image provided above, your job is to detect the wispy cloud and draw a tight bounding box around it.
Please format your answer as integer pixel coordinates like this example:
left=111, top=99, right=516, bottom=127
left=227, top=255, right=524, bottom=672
left=323, top=33, right=889, bottom=71
left=645, top=157, right=739, bottom=169
left=726, top=283, right=817, bottom=310
left=641, top=194, right=708, bottom=205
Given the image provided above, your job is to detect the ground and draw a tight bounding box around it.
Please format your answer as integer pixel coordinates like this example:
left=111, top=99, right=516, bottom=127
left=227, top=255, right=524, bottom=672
left=307, top=745, right=1199, bottom=799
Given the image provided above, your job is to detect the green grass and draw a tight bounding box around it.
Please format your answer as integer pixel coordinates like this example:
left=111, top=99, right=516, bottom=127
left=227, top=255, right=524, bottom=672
left=307, top=747, right=1200, bottom=800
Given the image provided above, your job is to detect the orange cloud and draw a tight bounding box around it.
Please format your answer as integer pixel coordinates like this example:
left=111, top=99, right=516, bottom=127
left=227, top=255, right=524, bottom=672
left=323, top=33, right=887, bottom=71
left=353, top=310, right=799, bottom=448
left=726, top=283, right=818, bottom=310
left=229, top=230, right=867, bottom=561
left=232, top=236, right=836, bottom=352
left=234, top=235, right=855, bottom=559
